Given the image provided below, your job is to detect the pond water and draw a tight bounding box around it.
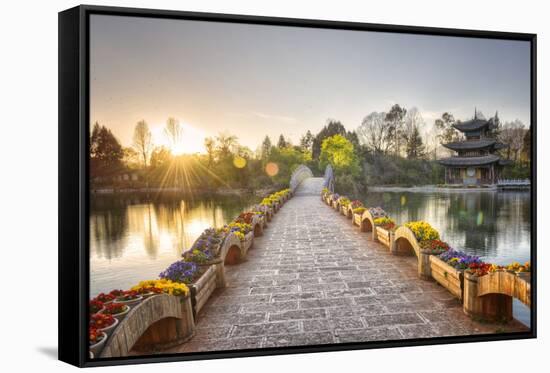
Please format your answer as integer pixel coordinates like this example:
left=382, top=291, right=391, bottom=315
left=361, top=190, right=532, bottom=326
left=90, top=193, right=257, bottom=297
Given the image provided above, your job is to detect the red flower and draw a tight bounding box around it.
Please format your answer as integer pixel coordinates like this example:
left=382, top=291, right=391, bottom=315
left=109, top=289, right=124, bottom=297
left=89, top=313, right=115, bottom=329
left=102, top=302, right=128, bottom=315
left=89, top=327, right=104, bottom=345
left=115, top=290, right=140, bottom=301
left=89, top=299, right=104, bottom=314
left=468, top=262, right=491, bottom=276
left=94, top=292, right=115, bottom=303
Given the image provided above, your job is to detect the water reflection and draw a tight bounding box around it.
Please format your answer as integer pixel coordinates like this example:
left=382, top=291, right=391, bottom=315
left=90, top=193, right=256, bottom=296
left=362, top=191, right=531, bottom=264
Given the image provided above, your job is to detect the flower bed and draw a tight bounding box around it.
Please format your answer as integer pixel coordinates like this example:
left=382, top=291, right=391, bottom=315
left=101, top=302, right=130, bottom=322
left=90, top=313, right=118, bottom=335
left=338, top=197, right=350, bottom=215
left=405, top=221, right=440, bottom=241
left=373, top=217, right=395, bottom=249
left=374, top=217, right=395, bottom=231
left=159, top=259, right=215, bottom=316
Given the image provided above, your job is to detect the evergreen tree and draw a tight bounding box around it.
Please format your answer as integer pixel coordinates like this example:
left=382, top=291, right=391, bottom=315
left=277, top=134, right=288, bottom=148
left=405, top=125, right=426, bottom=159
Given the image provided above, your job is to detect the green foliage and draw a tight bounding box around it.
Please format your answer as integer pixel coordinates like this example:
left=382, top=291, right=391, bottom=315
left=319, top=135, right=360, bottom=176
left=267, top=145, right=311, bottom=185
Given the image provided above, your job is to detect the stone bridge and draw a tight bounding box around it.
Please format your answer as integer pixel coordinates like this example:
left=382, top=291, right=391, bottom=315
left=164, top=176, right=526, bottom=354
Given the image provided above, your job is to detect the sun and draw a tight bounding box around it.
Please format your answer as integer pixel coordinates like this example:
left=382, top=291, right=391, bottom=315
left=153, top=122, right=206, bottom=155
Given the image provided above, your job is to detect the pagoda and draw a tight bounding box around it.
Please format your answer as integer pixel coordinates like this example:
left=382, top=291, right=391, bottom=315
left=438, top=111, right=510, bottom=185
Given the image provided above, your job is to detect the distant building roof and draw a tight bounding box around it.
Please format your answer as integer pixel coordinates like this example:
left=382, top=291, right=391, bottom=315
left=438, top=154, right=500, bottom=167
left=452, top=118, right=490, bottom=132
left=442, top=139, right=496, bottom=151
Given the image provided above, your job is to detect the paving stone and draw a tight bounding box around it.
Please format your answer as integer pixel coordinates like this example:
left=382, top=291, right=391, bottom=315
left=232, top=321, right=301, bottom=337
left=303, top=317, right=364, bottom=332
left=269, top=308, right=327, bottom=321
left=337, top=327, right=403, bottom=342
left=299, top=298, right=353, bottom=309
left=264, top=332, right=335, bottom=347
left=363, top=313, right=425, bottom=327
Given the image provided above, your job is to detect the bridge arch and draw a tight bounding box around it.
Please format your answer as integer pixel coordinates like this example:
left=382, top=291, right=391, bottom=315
left=289, top=164, right=314, bottom=193
left=360, top=210, right=376, bottom=238
left=219, top=233, right=244, bottom=265
left=393, top=226, right=421, bottom=257
left=100, top=294, right=194, bottom=358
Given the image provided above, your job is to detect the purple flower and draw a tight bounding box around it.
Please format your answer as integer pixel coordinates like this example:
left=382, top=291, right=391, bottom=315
left=159, top=261, right=198, bottom=284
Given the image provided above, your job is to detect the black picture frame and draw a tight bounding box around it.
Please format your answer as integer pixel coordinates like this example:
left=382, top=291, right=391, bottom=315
left=59, top=4, right=537, bottom=368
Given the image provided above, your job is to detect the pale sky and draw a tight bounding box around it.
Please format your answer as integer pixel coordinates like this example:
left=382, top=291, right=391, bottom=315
left=90, top=14, right=530, bottom=152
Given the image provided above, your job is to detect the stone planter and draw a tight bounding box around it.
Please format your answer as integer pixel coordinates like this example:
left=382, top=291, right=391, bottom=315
left=89, top=332, right=107, bottom=356
left=429, top=255, right=464, bottom=300
left=463, top=271, right=513, bottom=322
left=190, top=265, right=217, bottom=317
left=375, top=226, right=394, bottom=250
left=242, top=231, right=254, bottom=253
left=353, top=213, right=362, bottom=227
left=100, top=294, right=196, bottom=357
left=340, top=205, right=348, bottom=216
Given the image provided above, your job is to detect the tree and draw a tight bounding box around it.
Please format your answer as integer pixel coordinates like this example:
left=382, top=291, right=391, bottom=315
left=312, top=120, right=347, bottom=159
left=499, top=120, right=526, bottom=161
left=521, top=128, right=531, bottom=165
left=150, top=146, right=172, bottom=169
left=318, top=134, right=360, bottom=176
left=299, top=130, right=314, bottom=153
left=204, top=137, right=215, bottom=166
left=435, top=112, right=460, bottom=144
left=164, top=117, right=182, bottom=149
left=405, top=125, right=426, bottom=159
left=277, top=134, right=289, bottom=148
left=384, top=104, right=407, bottom=156
left=90, top=122, right=124, bottom=166
left=132, top=120, right=152, bottom=167
left=357, top=112, right=387, bottom=153
left=215, top=132, right=238, bottom=158
left=260, top=135, right=272, bottom=160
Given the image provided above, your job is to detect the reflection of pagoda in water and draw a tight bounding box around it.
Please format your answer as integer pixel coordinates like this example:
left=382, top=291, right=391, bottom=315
left=439, top=111, right=510, bottom=185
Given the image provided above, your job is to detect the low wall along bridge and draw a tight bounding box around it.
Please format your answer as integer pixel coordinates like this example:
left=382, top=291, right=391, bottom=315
left=97, top=165, right=530, bottom=357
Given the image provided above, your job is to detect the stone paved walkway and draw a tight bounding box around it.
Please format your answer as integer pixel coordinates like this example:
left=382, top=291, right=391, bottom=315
left=170, top=178, right=526, bottom=353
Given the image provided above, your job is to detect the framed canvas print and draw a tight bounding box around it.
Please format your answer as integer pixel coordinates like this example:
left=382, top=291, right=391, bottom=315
left=58, top=5, right=536, bottom=367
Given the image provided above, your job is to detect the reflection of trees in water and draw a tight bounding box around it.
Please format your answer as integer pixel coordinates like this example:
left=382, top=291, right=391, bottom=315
left=91, top=193, right=258, bottom=261
left=90, top=208, right=127, bottom=260
left=446, top=193, right=498, bottom=255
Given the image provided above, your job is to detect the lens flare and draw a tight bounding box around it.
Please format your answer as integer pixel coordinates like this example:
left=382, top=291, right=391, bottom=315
left=233, top=156, right=247, bottom=169
left=476, top=211, right=484, bottom=226
left=265, top=162, right=279, bottom=176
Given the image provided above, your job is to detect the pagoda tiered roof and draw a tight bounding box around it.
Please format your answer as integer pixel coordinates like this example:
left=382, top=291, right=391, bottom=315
left=452, top=118, right=496, bottom=132
left=438, top=154, right=500, bottom=167
left=442, top=139, right=496, bottom=151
